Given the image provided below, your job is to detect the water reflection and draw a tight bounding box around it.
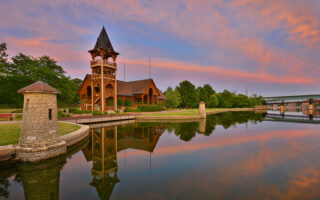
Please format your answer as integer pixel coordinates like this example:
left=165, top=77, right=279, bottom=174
left=0, top=112, right=278, bottom=200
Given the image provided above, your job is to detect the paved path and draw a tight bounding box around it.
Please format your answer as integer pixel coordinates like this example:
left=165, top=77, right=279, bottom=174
left=0, top=121, right=21, bottom=124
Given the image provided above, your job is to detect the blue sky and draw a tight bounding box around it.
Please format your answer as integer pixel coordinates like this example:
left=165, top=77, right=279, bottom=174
left=1, top=0, right=320, bottom=96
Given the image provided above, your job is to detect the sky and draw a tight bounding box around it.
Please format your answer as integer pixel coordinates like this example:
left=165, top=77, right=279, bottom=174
left=1, top=0, right=320, bottom=96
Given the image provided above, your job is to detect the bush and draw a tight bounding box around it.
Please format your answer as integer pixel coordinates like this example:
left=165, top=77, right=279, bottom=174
left=58, top=111, right=70, bottom=118
left=117, top=99, right=123, bottom=106
left=125, top=107, right=141, bottom=112
left=92, top=110, right=104, bottom=116
left=15, top=115, right=23, bottom=120
left=69, top=109, right=91, bottom=114
left=124, top=100, right=132, bottom=106
left=11, top=109, right=23, bottom=113
left=138, top=105, right=163, bottom=112
left=116, top=110, right=120, bottom=114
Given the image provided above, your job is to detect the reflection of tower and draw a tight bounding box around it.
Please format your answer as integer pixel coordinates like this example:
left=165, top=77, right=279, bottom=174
left=18, top=155, right=66, bottom=200
left=90, top=126, right=120, bottom=200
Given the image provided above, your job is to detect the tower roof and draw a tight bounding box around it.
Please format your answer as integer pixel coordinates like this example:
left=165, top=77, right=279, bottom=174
left=18, top=81, right=61, bottom=94
left=89, top=26, right=119, bottom=56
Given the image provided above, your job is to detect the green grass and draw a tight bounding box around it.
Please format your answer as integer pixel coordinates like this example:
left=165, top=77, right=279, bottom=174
left=141, top=108, right=226, bottom=117
left=0, top=122, right=81, bottom=146
left=59, top=122, right=81, bottom=136
left=0, top=108, right=20, bottom=113
left=0, top=123, right=21, bottom=145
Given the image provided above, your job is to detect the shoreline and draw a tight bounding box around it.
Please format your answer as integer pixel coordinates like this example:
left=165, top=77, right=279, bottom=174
left=0, top=122, right=89, bottom=162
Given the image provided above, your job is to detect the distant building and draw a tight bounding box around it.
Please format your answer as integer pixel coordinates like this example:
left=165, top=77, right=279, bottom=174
left=78, top=26, right=166, bottom=112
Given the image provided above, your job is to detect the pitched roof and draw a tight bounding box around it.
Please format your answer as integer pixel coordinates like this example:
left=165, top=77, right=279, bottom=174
left=91, top=26, right=119, bottom=55
left=78, top=75, right=163, bottom=97
left=18, top=81, right=61, bottom=94
left=117, top=79, right=160, bottom=96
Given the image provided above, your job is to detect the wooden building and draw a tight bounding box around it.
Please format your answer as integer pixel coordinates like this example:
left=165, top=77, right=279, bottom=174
left=78, top=26, right=166, bottom=112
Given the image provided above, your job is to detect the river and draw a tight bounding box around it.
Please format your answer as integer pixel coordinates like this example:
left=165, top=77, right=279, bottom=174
left=1, top=111, right=320, bottom=200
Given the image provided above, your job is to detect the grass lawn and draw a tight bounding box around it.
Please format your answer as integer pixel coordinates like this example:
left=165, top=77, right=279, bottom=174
left=0, top=122, right=81, bottom=146
left=0, top=108, right=21, bottom=113
left=141, top=108, right=226, bottom=117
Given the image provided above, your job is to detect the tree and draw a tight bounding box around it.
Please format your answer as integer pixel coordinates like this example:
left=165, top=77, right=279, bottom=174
left=218, top=90, right=234, bottom=108
left=165, top=87, right=180, bottom=108
left=0, top=43, right=8, bottom=73
left=176, top=80, right=198, bottom=108
left=208, top=94, right=219, bottom=108
left=198, top=84, right=215, bottom=104
left=233, top=94, right=250, bottom=108
left=0, top=46, right=81, bottom=107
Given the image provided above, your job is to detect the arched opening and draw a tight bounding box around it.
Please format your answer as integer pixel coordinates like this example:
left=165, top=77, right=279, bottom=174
left=106, top=96, right=114, bottom=108
left=143, top=95, right=148, bottom=104
left=106, top=84, right=113, bottom=93
left=149, top=88, right=153, bottom=104
left=94, top=84, right=100, bottom=93
left=87, top=86, right=92, bottom=97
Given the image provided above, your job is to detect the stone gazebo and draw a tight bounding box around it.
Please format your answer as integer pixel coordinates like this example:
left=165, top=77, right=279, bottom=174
left=16, top=81, right=67, bottom=162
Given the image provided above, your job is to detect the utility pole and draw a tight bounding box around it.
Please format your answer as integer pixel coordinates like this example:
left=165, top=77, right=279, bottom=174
left=124, top=63, right=126, bottom=81
left=149, top=56, right=151, bottom=79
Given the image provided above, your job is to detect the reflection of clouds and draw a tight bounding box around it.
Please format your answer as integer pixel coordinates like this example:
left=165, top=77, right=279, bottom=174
left=118, top=129, right=316, bottom=159
left=114, top=127, right=320, bottom=199
left=164, top=129, right=320, bottom=200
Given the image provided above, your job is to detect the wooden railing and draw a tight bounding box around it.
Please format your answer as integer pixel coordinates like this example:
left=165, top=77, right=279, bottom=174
left=90, top=59, right=115, bottom=67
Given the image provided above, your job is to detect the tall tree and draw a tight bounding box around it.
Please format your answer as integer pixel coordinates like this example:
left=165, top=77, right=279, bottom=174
left=198, top=84, right=216, bottom=103
left=218, top=90, right=234, bottom=108
left=208, top=94, right=219, bottom=108
left=176, top=80, right=198, bottom=108
left=0, top=48, right=80, bottom=107
left=0, top=43, right=8, bottom=73
left=165, top=87, right=180, bottom=108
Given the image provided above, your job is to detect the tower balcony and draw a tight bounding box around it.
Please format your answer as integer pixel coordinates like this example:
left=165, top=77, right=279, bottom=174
left=90, top=59, right=116, bottom=69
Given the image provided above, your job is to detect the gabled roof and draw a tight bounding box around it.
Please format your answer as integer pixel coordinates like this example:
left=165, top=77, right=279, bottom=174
left=77, top=74, right=91, bottom=94
left=89, top=26, right=119, bottom=55
left=18, top=81, right=60, bottom=94
left=78, top=76, right=163, bottom=97
left=117, top=79, right=160, bottom=96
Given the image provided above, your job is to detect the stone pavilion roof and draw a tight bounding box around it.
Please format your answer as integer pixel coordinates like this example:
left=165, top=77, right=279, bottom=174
left=18, top=81, right=61, bottom=94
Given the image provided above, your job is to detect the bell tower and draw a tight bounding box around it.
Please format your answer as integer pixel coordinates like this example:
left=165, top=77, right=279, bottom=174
left=88, top=26, right=119, bottom=112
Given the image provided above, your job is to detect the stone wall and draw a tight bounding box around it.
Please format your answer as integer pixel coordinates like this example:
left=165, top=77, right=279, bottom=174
left=20, top=93, right=60, bottom=147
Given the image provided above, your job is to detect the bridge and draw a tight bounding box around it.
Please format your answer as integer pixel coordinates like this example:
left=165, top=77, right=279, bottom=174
left=262, top=94, right=320, bottom=113
left=263, top=94, right=320, bottom=104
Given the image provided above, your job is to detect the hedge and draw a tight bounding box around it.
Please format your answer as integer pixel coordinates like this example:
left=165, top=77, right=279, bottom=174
left=137, top=105, right=163, bottom=112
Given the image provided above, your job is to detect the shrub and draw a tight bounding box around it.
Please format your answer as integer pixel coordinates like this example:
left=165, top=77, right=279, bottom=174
left=108, top=100, right=114, bottom=107
left=92, top=110, right=103, bottom=116
left=11, top=109, right=23, bottom=113
left=117, top=99, right=123, bottom=106
left=15, top=115, right=23, bottom=120
left=138, top=105, right=163, bottom=112
left=124, top=100, right=132, bottom=106
left=69, top=109, right=91, bottom=114
left=58, top=111, right=70, bottom=118
left=125, top=107, right=141, bottom=112
left=116, top=110, right=120, bottom=114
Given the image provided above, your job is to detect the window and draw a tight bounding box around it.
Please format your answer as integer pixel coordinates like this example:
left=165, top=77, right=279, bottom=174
left=49, top=109, right=52, bottom=120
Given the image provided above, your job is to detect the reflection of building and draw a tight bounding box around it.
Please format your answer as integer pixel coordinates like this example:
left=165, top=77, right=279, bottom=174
left=82, top=123, right=165, bottom=199
left=77, top=27, right=166, bottom=112
left=117, top=123, right=165, bottom=152
left=17, top=155, right=66, bottom=200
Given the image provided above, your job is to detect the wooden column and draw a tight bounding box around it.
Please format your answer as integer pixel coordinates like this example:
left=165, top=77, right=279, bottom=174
left=91, top=68, right=94, bottom=112
left=114, top=64, right=117, bottom=111
left=101, top=65, right=105, bottom=112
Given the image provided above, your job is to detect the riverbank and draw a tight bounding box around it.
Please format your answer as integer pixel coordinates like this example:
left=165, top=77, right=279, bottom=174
left=137, top=108, right=254, bottom=121
left=0, top=122, right=89, bottom=162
